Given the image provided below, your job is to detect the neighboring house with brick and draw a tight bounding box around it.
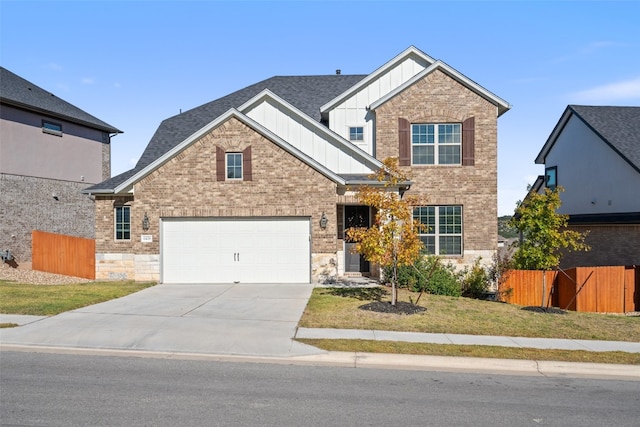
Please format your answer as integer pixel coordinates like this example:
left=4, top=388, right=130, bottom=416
left=85, top=46, right=510, bottom=283
left=533, top=105, right=640, bottom=267
left=0, top=66, right=121, bottom=264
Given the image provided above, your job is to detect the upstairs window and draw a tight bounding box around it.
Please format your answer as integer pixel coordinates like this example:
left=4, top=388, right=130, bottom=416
left=349, top=126, right=364, bottom=142
left=115, top=206, right=131, bottom=240
left=42, top=120, right=62, bottom=137
left=413, top=205, right=463, bottom=255
left=545, top=166, right=557, bottom=190
left=226, top=153, right=243, bottom=180
left=411, top=123, right=461, bottom=165
left=217, top=147, right=252, bottom=182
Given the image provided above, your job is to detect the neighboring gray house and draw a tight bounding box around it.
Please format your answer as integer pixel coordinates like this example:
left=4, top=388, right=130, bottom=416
left=534, top=105, right=640, bottom=267
left=0, top=67, right=121, bottom=264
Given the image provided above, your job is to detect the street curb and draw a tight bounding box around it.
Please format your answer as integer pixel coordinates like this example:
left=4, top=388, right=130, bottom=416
left=2, top=344, right=639, bottom=380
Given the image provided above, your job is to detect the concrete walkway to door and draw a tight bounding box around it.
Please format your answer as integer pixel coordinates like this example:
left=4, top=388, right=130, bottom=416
left=0, top=283, right=322, bottom=357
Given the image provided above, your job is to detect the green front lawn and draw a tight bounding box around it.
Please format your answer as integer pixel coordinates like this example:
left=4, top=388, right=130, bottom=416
left=300, top=287, right=639, bottom=342
left=298, top=286, right=640, bottom=364
left=0, top=281, right=157, bottom=316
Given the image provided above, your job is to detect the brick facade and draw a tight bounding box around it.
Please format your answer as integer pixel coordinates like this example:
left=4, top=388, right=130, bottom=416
left=560, top=225, right=640, bottom=268
left=375, top=70, right=498, bottom=265
left=0, top=173, right=95, bottom=263
left=95, top=117, right=339, bottom=281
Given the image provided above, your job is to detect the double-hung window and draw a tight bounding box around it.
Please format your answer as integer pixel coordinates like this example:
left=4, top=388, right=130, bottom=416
left=226, top=153, right=243, bottom=180
left=412, top=123, right=461, bottom=165
left=115, top=206, right=131, bottom=240
left=413, top=206, right=463, bottom=255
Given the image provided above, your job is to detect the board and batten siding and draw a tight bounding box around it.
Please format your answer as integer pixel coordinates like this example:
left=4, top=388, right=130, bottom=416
left=328, top=54, right=430, bottom=156
left=244, top=98, right=375, bottom=175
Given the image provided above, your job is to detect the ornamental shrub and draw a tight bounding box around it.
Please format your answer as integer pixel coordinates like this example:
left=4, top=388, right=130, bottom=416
left=385, top=256, right=462, bottom=297
left=460, top=259, right=490, bottom=299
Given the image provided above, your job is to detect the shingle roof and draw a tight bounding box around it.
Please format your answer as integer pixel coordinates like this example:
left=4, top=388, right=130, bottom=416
left=569, top=105, right=640, bottom=172
left=87, top=74, right=366, bottom=192
left=0, top=66, right=122, bottom=133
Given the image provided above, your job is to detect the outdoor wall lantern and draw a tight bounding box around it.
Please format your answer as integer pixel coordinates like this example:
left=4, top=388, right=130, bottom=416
left=319, top=212, right=328, bottom=230
left=142, top=212, right=150, bottom=231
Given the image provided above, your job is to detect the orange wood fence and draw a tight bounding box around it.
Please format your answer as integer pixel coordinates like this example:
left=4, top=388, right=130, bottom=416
left=32, top=231, right=95, bottom=280
left=501, top=266, right=639, bottom=313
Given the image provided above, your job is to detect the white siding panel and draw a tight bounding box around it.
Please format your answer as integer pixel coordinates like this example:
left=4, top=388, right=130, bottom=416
left=356, top=89, right=368, bottom=108
left=325, top=55, right=429, bottom=158
left=245, top=100, right=375, bottom=175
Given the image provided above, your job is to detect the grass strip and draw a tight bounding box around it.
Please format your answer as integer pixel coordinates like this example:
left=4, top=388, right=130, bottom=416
left=297, top=338, right=640, bottom=365
left=0, top=281, right=156, bottom=316
left=300, top=287, right=640, bottom=342
left=0, top=323, right=19, bottom=328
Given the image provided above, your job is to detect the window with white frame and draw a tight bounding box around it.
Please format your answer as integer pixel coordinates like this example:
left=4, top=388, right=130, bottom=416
left=226, top=152, right=243, bottom=180
left=413, top=206, right=462, bottom=255
left=412, top=123, right=461, bottom=165
left=115, top=206, right=131, bottom=240
left=349, top=126, right=364, bottom=142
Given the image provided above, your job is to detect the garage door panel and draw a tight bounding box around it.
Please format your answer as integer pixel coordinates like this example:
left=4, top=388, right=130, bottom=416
left=162, top=218, right=310, bottom=284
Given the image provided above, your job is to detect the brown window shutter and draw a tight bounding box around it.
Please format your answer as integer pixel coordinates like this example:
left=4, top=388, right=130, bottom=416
left=462, top=117, right=475, bottom=166
left=216, top=147, right=225, bottom=181
left=242, top=146, right=252, bottom=181
left=398, top=118, right=411, bottom=166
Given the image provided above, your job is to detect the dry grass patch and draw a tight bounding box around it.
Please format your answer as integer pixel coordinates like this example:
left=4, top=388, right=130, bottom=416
left=0, top=280, right=157, bottom=316
left=300, top=287, right=640, bottom=342
left=297, top=339, right=640, bottom=365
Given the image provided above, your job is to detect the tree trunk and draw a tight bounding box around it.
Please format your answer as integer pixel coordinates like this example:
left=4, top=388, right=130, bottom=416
left=391, top=261, right=397, bottom=306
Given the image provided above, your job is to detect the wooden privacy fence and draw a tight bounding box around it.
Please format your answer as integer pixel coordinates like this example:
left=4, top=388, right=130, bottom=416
left=501, top=266, right=639, bottom=314
left=32, top=231, right=95, bottom=280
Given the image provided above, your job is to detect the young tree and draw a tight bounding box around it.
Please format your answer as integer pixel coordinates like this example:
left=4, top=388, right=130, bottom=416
left=346, top=158, right=425, bottom=306
left=509, top=186, right=589, bottom=270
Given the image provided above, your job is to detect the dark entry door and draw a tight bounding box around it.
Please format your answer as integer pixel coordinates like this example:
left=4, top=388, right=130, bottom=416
left=344, top=205, right=370, bottom=273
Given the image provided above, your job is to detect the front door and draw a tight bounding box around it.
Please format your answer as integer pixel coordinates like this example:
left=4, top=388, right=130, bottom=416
left=344, top=205, right=370, bottom=273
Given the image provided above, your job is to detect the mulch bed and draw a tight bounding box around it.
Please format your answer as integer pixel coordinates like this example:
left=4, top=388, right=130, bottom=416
left=521, top=306, right=567, bottom=315
left=359, top=301, right=426, bottom=315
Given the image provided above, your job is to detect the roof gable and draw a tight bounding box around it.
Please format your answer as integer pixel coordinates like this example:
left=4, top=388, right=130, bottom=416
left=90, top=109, right=361, bottom=194
left=369, top=60, right=511, bottom=117
left=0, top=66, right=121, bottom=133
left=238, top=89, right=382, bottom=173
left=134, top=74, right=366, bottom=171
left=536, top=105, right=640, bottom=173
left=320, top=46, right=435, bottom=114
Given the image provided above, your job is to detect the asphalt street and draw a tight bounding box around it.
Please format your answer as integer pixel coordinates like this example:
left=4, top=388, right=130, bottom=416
left=2, top=351, right=639, bottom=427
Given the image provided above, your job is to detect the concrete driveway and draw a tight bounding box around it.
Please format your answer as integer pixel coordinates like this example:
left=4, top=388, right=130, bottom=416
left=0, top=283, right=324, bottom=357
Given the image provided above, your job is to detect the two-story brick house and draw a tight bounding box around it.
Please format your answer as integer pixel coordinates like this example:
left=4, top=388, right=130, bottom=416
left=0, top=67, right=121, bottom=264
left=85, top=46, right=510, bottom=283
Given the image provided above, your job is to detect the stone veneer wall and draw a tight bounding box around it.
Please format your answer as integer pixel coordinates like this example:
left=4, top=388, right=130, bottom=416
left=95, top=117, right=339, bottom=282
left=560, top=224, right=640, bottom=268
left=375, top=69, right=499, bottom=268
left=0, top=173, right=95, bottom=264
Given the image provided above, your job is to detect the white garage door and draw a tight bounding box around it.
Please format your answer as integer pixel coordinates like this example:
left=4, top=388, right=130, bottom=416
left=161, top=217, right=310, bottom=283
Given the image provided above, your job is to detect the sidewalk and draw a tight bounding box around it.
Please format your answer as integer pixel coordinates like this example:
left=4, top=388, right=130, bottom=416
left=4, top=314, right=640, bottom=353
left=295, top=327, right=640, bottom=353
left=3, top=313, right=640, bottom=380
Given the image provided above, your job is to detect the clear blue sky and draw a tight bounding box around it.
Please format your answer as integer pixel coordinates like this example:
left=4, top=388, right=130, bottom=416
left=2, top=0, right=639, bottom=215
